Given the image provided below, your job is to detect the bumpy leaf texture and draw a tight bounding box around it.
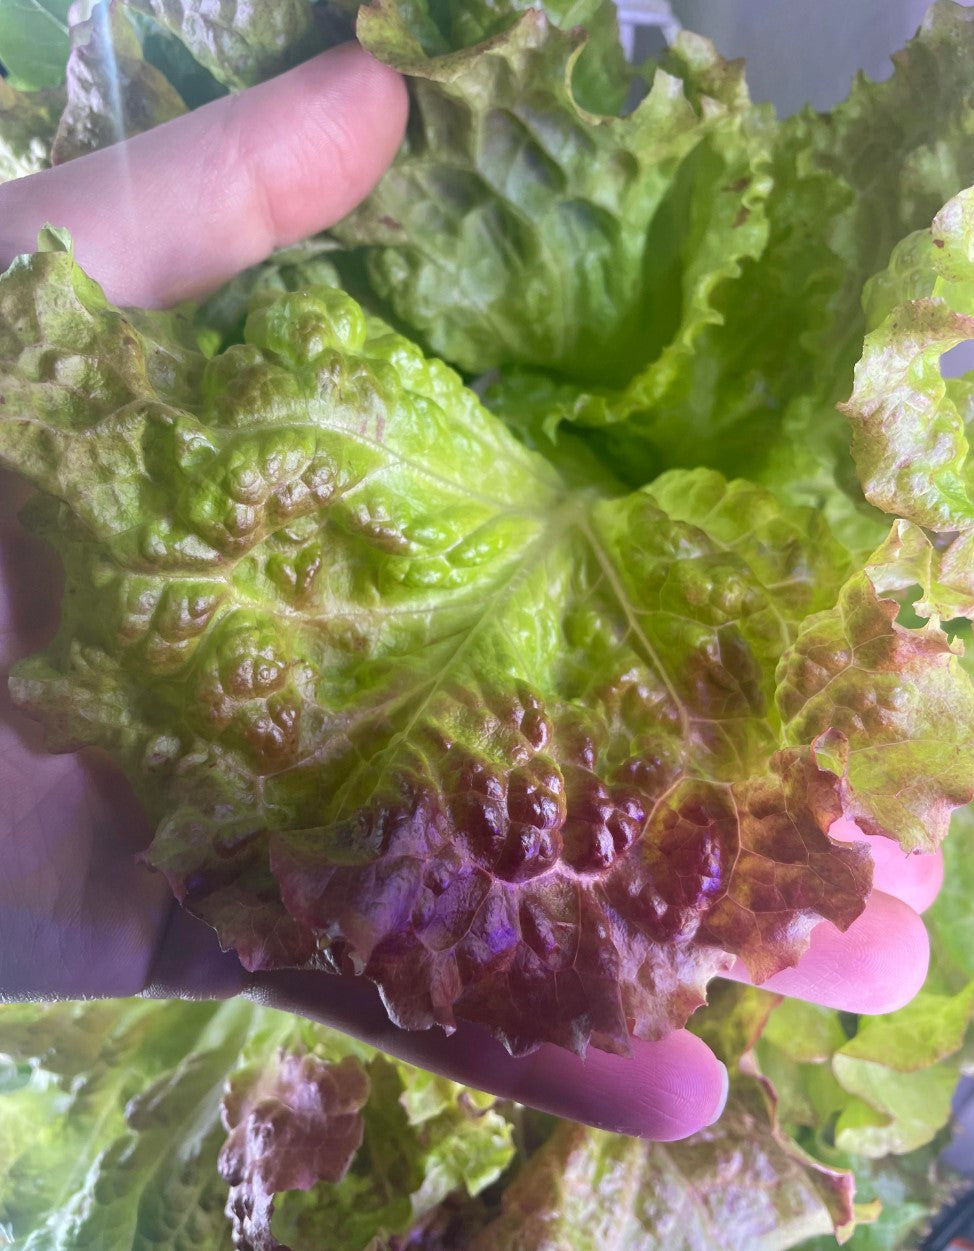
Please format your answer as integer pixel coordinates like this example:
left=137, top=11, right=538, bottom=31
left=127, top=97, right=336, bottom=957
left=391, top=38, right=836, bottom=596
left=3, top=234, right=974, bottom=1059
left=844, top=185, right=974, bottom=623
left=339, top=1, right=772, bottom=404
left=466, top=1076, right=858, bottom=1250
left=220, top=1051, right=369, bottom=1251
left=336, top=1, right=974, bottom=508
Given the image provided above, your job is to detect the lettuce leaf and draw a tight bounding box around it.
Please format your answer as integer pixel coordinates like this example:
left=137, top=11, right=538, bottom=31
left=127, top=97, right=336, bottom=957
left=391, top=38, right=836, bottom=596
left=356, top=0, right=636, bottom=114
left=13, top=236, right=974, bottom=1055
left=330, top=2, right=974, bottom=514
left=0, top=76, right=62, bottom=180
left=220, top=1050, right=370, bottom=1249
left=50, top=1, right=186, bottom=164
left=3, top=1, right=974, bottom=1244
left=0, top=0, right=71, bottom=90
left=795, top=1140, right=958, bottom=1251
left=0, top=997, right=513, bottom=1250
left=1, top=991, right=921, bottom=1251
left=843, top=185, right=974, bottom=624
left=335, top=2, right=771, bottom=408
left=4, top=232, right=974, bottom=1056
left=0, top=998, right=251, bottom=1249
left=119, top=0, right=324, bottom=91
left=464, top=1077, right=860, bottom=1250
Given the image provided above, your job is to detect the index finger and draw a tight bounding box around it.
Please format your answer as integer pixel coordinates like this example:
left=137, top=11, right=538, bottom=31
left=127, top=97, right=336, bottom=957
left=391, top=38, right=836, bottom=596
left=244, top=969, right=730, bottom=1141
left=0, top=42, right=408, bottom=308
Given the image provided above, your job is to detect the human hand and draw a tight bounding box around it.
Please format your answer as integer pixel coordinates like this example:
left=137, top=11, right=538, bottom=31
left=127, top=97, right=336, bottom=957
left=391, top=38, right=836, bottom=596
left=0, top=41, right=943, bottom=1141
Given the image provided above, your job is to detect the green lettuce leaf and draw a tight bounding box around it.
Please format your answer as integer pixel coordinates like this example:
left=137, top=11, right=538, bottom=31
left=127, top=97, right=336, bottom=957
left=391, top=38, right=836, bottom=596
left=375, top=0, right=634, bottom=114
left=466, top=1076, right=862, bottom=1249
left=193, top=237, right=344, bottom=352
left=565, top=0, right=974, bottom=517
left=836, top=982, right=974, bottom=1074
left=686, top=978, right=779, bottom=1068
left=18, top=239, right=973, bottom=1055
left=831, top=1059, right=959, bottom=1160
left=124, top=4, right=227, bottom=108
left=927, top=800, right=974, bottom=989
left=0, top=0, right=71, bottom=90
left=50, top=1, right=186, bottom=164
left=120, top=0, right=323, bottom=91
left=0, top=998, right=250, bottom=1250
left=843, top=184, right=974, bottom=623
left=0, top=75, right=62, bottom=180
left=795, top=1139, right=959, bottom=1251
left=330, top=0, right=974, bottom=532
left=335, top=2, right=771, bottom=404
left=0, top=997, right=514, bottom=1251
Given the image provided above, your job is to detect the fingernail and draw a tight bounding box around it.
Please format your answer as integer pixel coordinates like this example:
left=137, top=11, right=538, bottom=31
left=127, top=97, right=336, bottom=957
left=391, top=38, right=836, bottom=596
left=706, top=1061, right=730, bottom=1126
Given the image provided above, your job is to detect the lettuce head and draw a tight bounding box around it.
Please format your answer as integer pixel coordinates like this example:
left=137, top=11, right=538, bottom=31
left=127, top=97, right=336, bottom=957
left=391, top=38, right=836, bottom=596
left=2, top=1, right=974, bottom=1247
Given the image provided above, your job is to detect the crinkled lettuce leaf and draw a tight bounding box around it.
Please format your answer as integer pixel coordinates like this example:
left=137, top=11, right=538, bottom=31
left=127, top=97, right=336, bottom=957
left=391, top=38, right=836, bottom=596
left=0, top=991, right=922, bottom=1251
left=844, top=184, right=974, bottom=622
left=464, top=1076, right=863, bottom=1250
left=745, top=806, right=974, bottom=1245
left=119, top=0, right=324, bottom=91
left=220, top=1049, right=370, bottom=1250
left=0, top=997, right=513, bottom=1251
left=3, top=1, right=974, bottom=1244
left=10, top=238, right=974, bottom=1056
left=511, top=1, right=974, bottom=553
left=270, top=1055, right=513, bottom=1249
left=371, top=0, right=634, bottom=113
left=50, top=1, right=186, bottom=164
left=193, top=237, right=344, bottom=351
left=335, top=2, right=772, bottom=412
left=329, top=2, right=974, bottom=518
left=0, top=998, right=252, bottom=1250
left=0, top=76, right=62, bottom=180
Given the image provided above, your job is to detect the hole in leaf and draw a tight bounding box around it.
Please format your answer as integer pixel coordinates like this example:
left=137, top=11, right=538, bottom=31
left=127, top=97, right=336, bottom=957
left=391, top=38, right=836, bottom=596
left=940, top=340, right=974, bottom=379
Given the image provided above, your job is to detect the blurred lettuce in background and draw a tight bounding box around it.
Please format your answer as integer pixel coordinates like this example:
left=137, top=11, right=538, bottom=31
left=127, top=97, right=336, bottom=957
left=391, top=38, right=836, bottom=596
left=3, top=2, right=974, bottom=1247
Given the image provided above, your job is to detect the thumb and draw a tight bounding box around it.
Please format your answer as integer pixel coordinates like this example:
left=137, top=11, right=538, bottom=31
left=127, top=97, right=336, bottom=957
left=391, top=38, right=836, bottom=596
left=0, top=42, right=408, bottom=308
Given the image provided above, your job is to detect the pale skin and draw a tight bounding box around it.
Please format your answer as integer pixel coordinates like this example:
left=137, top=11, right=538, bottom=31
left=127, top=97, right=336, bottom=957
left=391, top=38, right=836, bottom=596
left=0, top=42, right=946, bottom=1140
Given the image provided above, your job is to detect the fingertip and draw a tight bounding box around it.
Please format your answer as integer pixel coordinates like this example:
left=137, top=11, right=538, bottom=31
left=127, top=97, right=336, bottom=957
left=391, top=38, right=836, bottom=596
left=515, top=1029, right=730, bottom=1141
left=0, top=41, right=410, bottom=308
left=853, top=892, right=930, bottom=1013
left=828, top=817, right=944, bottom=913
left=248, top=41, right=409, bottom=245
left=245, top=969, right=729, bottom=1142
left=868, top=841, right=944, bottom=914
left=325, top=40, right=410, bottom=115
left=158, top=41, right=409, bottom=303
left=727, top=890, right=930, bottom=1015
